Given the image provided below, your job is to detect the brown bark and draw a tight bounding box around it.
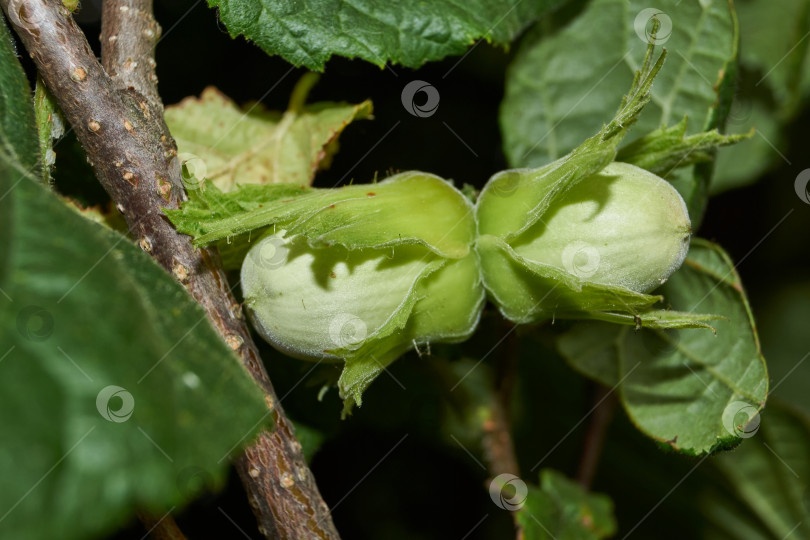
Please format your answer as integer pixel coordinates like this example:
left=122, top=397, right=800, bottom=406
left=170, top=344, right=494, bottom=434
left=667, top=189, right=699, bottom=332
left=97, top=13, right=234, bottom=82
left=1, top=1, right=339, bottom=537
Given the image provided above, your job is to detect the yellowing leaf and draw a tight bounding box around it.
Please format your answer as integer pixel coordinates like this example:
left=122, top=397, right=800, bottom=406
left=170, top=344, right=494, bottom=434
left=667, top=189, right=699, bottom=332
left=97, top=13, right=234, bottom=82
left=165, top=85, right=372, bottom=191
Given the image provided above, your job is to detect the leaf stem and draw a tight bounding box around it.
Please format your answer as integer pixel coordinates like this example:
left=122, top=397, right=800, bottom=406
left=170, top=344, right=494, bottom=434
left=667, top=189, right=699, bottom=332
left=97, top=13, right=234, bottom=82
left=576, top=384, right=616, bottom=490
left=483, top=326, right=520, bottom=478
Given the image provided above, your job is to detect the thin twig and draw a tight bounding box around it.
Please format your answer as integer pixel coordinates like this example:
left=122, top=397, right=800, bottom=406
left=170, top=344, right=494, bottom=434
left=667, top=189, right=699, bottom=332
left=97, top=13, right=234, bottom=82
left=137, top=512, right=188, bottom=540
left=101, top=0, right=161, bottom=106
left=576, top=384, right=616, bottom=490
left=482, top=328, right=520, bottom=478
left=1, top=1, right=339, bottom=537
left=484, top=325, right=522, bottom=540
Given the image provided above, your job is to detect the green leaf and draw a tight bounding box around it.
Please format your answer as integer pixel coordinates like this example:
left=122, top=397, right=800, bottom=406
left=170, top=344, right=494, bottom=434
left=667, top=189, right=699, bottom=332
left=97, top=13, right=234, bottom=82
left=0, top=18, right=40, bottom=183
left=164, top=83, right=372, bottom=192
left=0, top=24, right=268, bottom=536
left=500, top=0, right=737, bottom=219
left=711, top=0, right=810, bottom=193
left=516, top=469, right=616, bottom=540
left=711, top=400, right=810, bottom=539
left=34, top=76, right=64, bottom=186
left=712, top=100, right=782, bottom=194
left=617, top=117, right=751, bottom=179
left=208, top=0, right=567, bottom=70
left=757, top=282, right=810, bottom=418
left=0, top=176, right=269, bottom=540
left=0, top=16, right=37, bottom=291
left=558, top=239, right=768, bottom=455
left=735, top=0, right=810, bottom=120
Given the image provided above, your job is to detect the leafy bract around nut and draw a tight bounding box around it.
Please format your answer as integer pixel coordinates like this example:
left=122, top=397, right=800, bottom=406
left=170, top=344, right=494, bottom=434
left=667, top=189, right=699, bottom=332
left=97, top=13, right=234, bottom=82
left=221, top=172, right=484, bottom=413
left=476, top=162, right=698, bottom=324
left=475, top=47, right=718, bottom=329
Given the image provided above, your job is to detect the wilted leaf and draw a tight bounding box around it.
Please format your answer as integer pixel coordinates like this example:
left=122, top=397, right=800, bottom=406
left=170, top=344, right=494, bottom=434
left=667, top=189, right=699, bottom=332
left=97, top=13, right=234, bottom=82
left=165, top=82, right=372, bottom=191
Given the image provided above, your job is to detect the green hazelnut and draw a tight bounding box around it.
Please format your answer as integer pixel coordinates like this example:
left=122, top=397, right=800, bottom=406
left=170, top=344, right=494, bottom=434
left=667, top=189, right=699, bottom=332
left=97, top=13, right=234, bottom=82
left=239, top=172, right=485, bottom=410
left=476, top=162, right=691, bottom=323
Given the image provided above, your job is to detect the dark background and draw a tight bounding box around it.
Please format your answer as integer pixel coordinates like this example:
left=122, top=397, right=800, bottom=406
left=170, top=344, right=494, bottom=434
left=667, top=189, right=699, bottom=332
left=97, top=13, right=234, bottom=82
left=19, top=0, right=807, bottom=537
